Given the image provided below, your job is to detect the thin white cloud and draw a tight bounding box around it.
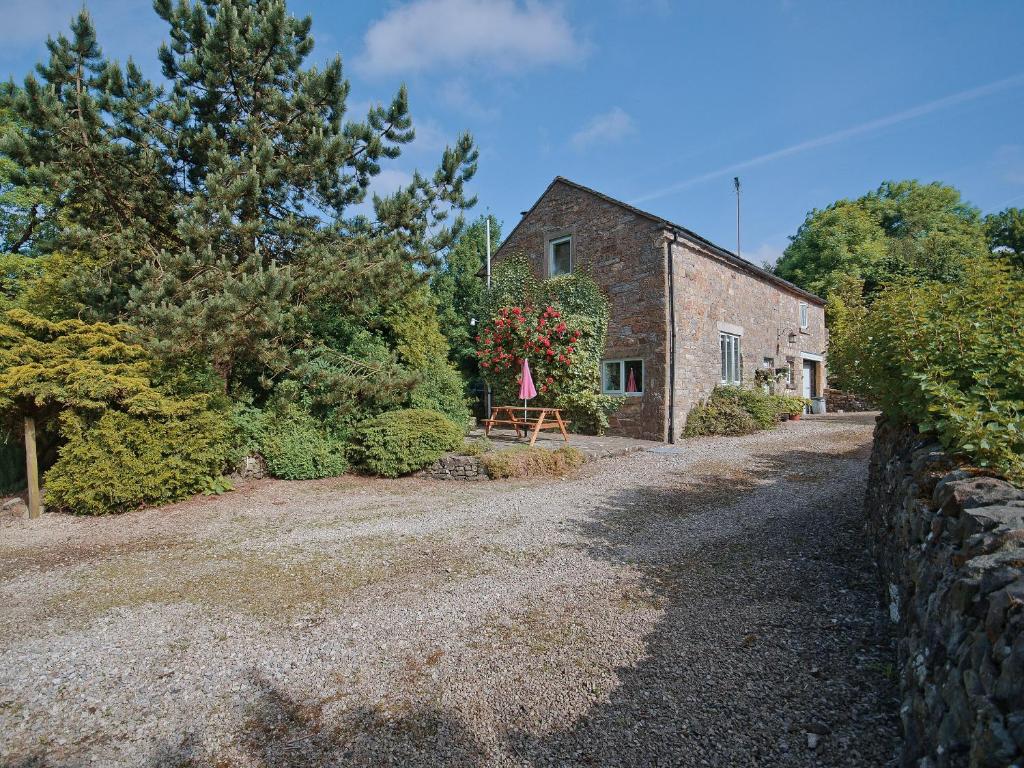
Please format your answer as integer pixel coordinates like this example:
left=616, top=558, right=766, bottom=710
left=632, top=73, right=1024, bottom=204
left=440, top=79, right=500, bottom=121
left=358, top=0, right=585, bottom=76
left=570, top=107, right=635, bottom=150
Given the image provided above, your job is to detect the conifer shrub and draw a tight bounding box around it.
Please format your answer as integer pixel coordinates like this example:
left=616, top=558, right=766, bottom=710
left=352, top=408, right=464, bottom=477
left=44, top=408, right=233, bottom=515
left=480, top=446, right=586, bottom=479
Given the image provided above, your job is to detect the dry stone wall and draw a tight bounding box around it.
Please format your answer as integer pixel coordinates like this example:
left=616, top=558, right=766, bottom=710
left=825, top=388, right=874, bottom=413
left=865, top=417, right=1024, bottom=767
left=420, top=455, right=488, bottom=481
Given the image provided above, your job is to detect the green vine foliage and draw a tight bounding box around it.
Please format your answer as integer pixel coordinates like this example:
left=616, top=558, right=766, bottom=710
left=858, top=258, right=1024, bottom=483
left=480, top=253, right=619, bottom=433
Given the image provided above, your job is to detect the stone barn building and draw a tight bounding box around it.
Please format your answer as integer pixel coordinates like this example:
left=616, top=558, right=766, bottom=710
left=492, top=177, right=828, bottom=442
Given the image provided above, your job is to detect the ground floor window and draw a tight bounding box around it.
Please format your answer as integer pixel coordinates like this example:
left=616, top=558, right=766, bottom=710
left=720, top=332, right=741, bottom=384
left=602, top=359, right=643, bottom=395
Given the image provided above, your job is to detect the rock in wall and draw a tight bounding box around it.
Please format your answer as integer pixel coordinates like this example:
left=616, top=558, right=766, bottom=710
left=865, top=417, right=1024, bottom=767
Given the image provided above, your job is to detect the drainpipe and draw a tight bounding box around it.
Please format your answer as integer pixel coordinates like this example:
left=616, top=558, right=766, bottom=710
left=666, top=231, right=679, bottom=444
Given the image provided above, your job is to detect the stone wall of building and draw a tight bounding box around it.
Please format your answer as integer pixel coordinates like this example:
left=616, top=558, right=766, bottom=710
left=865, top=417, right=1024, bottom=767
left=669, top=236, right=827, bottom=441
left=493, top=178, right=829, bottom=442
left=493, top=181, right=670, bottom=440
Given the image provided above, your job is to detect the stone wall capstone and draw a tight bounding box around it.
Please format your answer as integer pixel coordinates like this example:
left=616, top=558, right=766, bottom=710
left=865, top=416, right=1024, bottom=767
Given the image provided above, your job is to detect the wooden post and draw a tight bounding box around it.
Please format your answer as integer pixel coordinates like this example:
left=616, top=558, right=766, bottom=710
left=24, top=415, right=40, bottom=519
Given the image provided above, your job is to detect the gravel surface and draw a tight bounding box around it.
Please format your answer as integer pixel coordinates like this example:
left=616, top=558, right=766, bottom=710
left=0, top=413, right=900, bottom=767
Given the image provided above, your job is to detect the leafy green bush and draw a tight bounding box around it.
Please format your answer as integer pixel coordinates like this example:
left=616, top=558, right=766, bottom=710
left=352, top=408, right=464, bottom=477
left=230, top=402, right=348, bottom=480
left=261, top=408, right=349, bottom=481
left=44, top=407, right=233, bottom=515
left=684, top=386, right=805, bottom=437
left=860, top=258, right=1024, bottom=483
left=408, top=357, right=471, bottom=428
left=684, top=389, right=759, bottom=437
left=461, top=437, right=492, bottom=457
left=480, top=446, right=586, bottom=479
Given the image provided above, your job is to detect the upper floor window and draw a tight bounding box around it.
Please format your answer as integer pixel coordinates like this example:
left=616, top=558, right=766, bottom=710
left=799, top=301, right=809, bottom=329
left=548, top=235, right=572, bottom=276
left=720, top=333, right=741, bottom=384
left=602, top=359, right=643, bottom=395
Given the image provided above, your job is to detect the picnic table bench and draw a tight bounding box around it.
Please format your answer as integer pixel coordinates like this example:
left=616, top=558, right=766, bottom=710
left=482, top=406, right=570, bottom=446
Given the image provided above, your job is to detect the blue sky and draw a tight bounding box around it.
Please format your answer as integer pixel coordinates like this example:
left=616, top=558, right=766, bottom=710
left=2, top=0, right=1023, bottom=266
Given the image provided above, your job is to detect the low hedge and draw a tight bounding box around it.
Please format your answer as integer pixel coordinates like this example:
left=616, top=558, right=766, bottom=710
left=352, top=408, right=464, bottom=477
left=684, top=386, right=807, bottom=437
left=480, top=445, right=586, bottom=479
left=858, top=258, right=1024, bottom=483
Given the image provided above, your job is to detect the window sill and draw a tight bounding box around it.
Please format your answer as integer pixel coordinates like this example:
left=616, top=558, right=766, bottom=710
left=602, top=392, right=644, bottom=397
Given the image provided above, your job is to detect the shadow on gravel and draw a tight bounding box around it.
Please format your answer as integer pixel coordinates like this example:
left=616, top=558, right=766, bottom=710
left=503, top=445, right=901, bottom=767
left=150, top=674, right=487, bottom=768
left=143, top=446, right=898, bottom=768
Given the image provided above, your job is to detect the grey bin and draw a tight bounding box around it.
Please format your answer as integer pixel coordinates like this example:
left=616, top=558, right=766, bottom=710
left=810, top=396, right=827, bottom=415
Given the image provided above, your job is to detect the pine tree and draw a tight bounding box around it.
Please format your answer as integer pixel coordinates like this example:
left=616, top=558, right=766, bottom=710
left=3, top=1, right=478, bottom=395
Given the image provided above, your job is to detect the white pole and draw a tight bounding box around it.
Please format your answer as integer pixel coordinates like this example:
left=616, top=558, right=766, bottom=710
left=485, top=213, right=492, bottom=420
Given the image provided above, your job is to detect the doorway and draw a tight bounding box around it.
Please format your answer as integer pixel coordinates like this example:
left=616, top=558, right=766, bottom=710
left=802, top=360, right=817, bottom=400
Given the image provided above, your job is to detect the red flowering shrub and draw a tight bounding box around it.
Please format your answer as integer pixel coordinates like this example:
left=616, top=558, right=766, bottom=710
left=476, top=305, right=583, bottom=399
left=476, top=252, right=620, bottom=433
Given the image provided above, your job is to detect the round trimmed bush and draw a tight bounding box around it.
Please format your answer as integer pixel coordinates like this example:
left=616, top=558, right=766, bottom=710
left=353, top=408, right=464, bottom=477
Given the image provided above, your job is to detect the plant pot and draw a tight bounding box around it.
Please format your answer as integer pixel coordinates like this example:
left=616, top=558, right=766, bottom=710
left=790, top=412, right=801, bottom=421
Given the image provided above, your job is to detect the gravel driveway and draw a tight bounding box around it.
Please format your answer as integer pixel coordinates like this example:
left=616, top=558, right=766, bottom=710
left=0, top=413, right=900, bottom=767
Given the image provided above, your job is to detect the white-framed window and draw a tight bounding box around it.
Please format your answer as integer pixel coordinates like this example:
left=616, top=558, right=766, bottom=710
left=548, top=235, right=572, bottom=276
left=762, top=357, right=774, bottom=369
left=602, top=359, right=644, bottom=395
left=720, top=333, right=741, bottom=384
left=799, top=301, right=809, bottom=329
left=785, top=357, right=795, bottom=386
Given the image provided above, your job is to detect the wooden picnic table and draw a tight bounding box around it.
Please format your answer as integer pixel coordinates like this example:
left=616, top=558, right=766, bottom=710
left=482, top=406, right=571, bottom=446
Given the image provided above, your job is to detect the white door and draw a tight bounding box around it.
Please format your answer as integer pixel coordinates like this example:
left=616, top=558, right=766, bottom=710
left=802, top=361, right=815, bottom=399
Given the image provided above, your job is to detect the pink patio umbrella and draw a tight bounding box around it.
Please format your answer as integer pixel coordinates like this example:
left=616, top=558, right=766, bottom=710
left=626, top=366, right=638, bottom=393
left=519, top=357, right=537, bottom=421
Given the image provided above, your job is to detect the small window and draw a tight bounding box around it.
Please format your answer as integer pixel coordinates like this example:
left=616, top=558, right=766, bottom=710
left=762, top=357, right=774, bottom=369
left=785, top=357, right=795, bottom=385
left=799, top=302, right=809, bottom=329
left=602, top=359, right=643, bottom=395
left=549, top=236, right=571, bottom=276
left=720, top=333, right=741, bottom=384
